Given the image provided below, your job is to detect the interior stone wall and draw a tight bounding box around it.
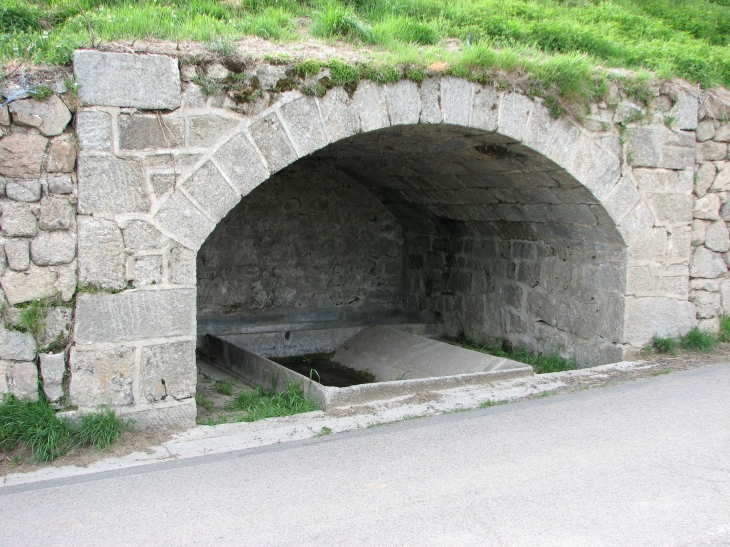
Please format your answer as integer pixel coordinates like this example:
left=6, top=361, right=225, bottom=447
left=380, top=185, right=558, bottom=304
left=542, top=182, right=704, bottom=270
left=404, top=233, right=625, bottom=364
left=198, top=157, right=405, bottom=321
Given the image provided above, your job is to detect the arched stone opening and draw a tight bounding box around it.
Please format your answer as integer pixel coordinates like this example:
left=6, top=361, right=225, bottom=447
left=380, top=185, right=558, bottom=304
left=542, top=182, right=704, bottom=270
left=198, top=124, right=627, bottom=366
left=69, top=51, right=701, bottom=427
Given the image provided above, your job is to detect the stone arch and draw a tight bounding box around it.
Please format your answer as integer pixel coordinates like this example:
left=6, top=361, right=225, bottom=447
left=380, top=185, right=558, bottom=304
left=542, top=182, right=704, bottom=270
left=151, top=79, right=634, bottom=364
left=150, top=80, right=630, bottom=250
left=71, top=51, right=697, bottom=428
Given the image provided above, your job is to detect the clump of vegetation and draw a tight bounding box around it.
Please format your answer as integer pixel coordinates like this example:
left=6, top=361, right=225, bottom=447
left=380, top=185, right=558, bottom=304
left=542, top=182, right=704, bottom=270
left=293, top=58, right=324, bottom=77
left=647, top=316, right=730, bottom=355
left=679, top=326, right=717, bottom=352
left=204, top=37, right=236, bottom=57
left=76, top=408, right=128, bottom=450
left=29, top=84, right=53, bottom=101
left=652, top=335, right=677, bottom=355
left=227, top=382, right=318, bottom=422
left=214, top=379, right=234, bottom=396
left=192, top=74, right=221, bottom=96
left=450, top=337, right=577, bottom=374
left=328, top=58, right=360, bottom=87
left=0, top=395, right=129, bottom=462
left=195, top=392, right=214, bottom=412
left=718, top=314, right=730, bottom=342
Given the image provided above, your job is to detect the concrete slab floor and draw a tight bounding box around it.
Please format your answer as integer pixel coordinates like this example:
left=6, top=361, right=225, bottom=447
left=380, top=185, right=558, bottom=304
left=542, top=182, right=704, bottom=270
left=3, top=356, right=725, bottom=488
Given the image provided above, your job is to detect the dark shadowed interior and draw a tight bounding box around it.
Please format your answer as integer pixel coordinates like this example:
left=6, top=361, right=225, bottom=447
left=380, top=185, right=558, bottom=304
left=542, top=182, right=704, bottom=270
left=198, top=125, right=627, bottom=365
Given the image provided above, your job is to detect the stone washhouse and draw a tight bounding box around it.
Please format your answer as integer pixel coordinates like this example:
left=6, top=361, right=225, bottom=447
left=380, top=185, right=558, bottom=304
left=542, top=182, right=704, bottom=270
left=0, top=49, right=729, bottom=428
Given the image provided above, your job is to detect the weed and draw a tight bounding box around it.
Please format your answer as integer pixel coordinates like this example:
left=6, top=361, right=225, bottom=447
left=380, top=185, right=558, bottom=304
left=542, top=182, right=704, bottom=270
left=328, top=58, right=360, bottom=87
left=0, top=395, right=72, bottom=461
left=360, top=63, right=401, bottom=84
left=227, top=383, right=317, bottom=422
left=447, top=337, right=577, bottom=374
left=652, top=334, right=677, bottom=355
left=18, top=300, right=45, bottom=338
left=718, top=314, right=730, bottom=342
left=300, top=82, right=327, bottom=96
left=204, top=38, right=236, bottom=57
left=63, top=76, right=79, bottom=100
left=312, top=1, right=373, bottom=43
left=215, top=379, right=234, bottom=396
left=195, top=393, right=214, bottom=412
left=265, top=53, right=292, bottom=65
left=315, top=426, right=332, bottom=436
left=679, top=327, right=716, bottom=352
left=405, top=66, right=425, bottom=84
left=293, top=59, right=323, bottom=77
left=651, top=368, right=672, bottom=376
left=29, top=84, right=52, bottom=101
left=8, top=454, right=23, bottom=468
left=192, top=74, right=220, bottom=96
left=479, top=399, right=496, bottom=408
left=76, top=407, right=129, bottom=450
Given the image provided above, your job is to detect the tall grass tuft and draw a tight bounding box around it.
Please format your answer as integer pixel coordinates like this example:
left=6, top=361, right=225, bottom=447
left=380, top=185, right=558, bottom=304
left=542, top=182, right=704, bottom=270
left=76, top=407, right=129, bottom=450
left=718, top=314, right=730, bottom=342
left=311, top=1, right=374, bottom=43
left=0, top=395, right=72, bottom=461
left=652, top=335, right=678, bottom=355
left=0, top=394, right=129, bottom=461
left=679, top=327, right=716, bottom=352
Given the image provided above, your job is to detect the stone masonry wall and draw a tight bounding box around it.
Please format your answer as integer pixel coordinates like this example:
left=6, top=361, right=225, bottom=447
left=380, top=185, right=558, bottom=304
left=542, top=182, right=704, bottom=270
left=689, top=118, right=730, bottom=330
left=0, top=77, right=77, bottom=405
left=198, top=157, right=404, bottom=320
left=1, top=48, right=726, bottom=427
left=405, top=233, right=626, bottom=365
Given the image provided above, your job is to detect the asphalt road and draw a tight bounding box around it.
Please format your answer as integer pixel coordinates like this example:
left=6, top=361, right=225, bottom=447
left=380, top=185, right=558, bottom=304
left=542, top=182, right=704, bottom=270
left=2, top=363, right=729, bottom=546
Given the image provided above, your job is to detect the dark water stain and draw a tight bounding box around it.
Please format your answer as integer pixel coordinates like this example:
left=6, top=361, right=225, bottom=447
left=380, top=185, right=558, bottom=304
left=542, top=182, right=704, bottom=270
left=272, top=353, right=376, bottom=388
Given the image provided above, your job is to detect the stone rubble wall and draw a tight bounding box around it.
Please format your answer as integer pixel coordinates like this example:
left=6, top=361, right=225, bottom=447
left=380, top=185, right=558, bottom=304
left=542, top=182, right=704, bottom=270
left=689, top=118, right=730, bottom=331
left=0, top=47, right=725, bottom=428
left=0, top=77, right=77, bottom=406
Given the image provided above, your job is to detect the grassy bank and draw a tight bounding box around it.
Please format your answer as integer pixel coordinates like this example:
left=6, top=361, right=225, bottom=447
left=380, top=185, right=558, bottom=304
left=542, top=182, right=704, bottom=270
left=2, top=0, right=730, bottom=94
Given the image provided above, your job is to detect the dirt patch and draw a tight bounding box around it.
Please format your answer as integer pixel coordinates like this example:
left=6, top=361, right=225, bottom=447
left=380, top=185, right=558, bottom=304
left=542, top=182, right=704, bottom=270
left=195, top=359, right=257, bottom=425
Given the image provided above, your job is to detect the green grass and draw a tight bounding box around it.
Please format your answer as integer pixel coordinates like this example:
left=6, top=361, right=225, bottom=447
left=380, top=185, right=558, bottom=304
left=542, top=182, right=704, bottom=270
left=0, top=395, right=128, bottom=461
left=450, top=337, right=577, bottom=374
left=195, top=392, right=214, bottom=411
left=227, top=382, right=318, bottom=422
left=214, top=379, right=234, bottom=396
left=647, top=317, right=730, bottom=355
left=652, top=334, right=678, bottom=355
left=76, top=407, right=129, bottom=450
left=679, top=326, right=717, bottom=352
left=3, top=0, right=730, bottom=102
left=718, top=314, right=730, bottom=342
